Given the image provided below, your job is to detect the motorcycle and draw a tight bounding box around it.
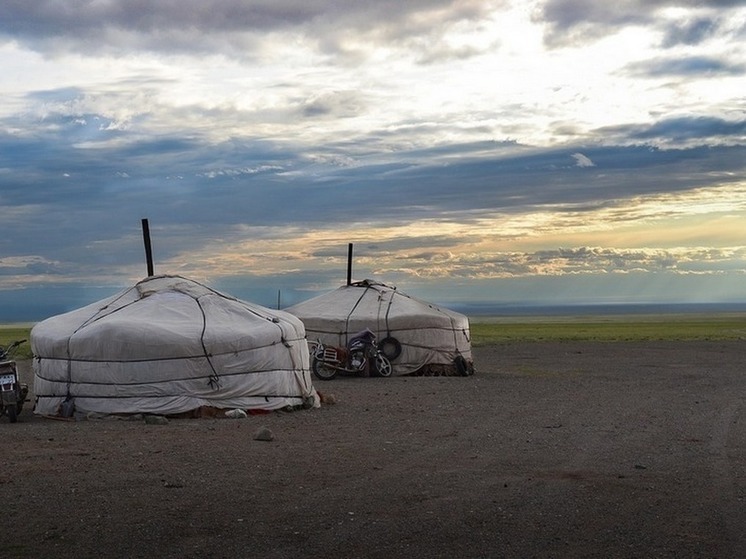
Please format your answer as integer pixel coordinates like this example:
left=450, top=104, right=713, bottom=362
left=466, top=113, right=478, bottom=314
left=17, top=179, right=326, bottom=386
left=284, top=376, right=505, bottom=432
left=311, top=328, right=393, bottom=381
left=0, top=340, right=29, bottom=423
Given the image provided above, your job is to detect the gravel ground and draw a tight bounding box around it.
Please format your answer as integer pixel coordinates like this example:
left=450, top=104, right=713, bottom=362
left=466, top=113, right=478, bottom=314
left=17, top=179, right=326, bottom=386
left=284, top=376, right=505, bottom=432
left=1, top=341, right=745, bottom=559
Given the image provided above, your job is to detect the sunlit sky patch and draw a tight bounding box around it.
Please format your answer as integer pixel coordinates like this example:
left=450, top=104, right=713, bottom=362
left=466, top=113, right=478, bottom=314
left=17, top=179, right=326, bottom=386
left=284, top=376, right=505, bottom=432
left=0, top=1, right=745, bottom=320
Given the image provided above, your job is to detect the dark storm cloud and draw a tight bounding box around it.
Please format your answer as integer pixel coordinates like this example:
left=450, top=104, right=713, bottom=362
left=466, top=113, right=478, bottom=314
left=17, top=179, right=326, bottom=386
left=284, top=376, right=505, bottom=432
left=122, top=139, right=743, bottom=226
left=624, top=56, right=745, bottom=77
left=0, top=102, right=308, bottom=265
left=0, top=0, right=497, bottom=57
left=0, top=0, right=321, bottom=36
left=660, top=17, right=719, bottom=47
left=370, top=136, right=744, bottom=199
left=535, top=0, right=746, bottom=47
left=4, top=93, right=744, bottom=223
left=600, top=116, right=746, bottom=144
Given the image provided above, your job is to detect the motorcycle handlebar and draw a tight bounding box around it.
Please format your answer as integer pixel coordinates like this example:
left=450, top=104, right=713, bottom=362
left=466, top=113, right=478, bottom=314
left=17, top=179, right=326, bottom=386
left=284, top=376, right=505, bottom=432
left=0, top=339, right=26, bottom=358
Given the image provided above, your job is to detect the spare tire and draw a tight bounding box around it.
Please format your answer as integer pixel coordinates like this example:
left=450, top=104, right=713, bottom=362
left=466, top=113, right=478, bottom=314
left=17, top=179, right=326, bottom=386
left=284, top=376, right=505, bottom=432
left=378, top=336, right=402, bottom=360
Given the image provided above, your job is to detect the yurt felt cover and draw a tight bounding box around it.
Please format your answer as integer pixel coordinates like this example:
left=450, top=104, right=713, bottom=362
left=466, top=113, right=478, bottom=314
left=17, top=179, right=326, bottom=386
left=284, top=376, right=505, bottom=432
left=285, top=280, right=472, bottom=375
left=32, top=275, right=318, bottom=416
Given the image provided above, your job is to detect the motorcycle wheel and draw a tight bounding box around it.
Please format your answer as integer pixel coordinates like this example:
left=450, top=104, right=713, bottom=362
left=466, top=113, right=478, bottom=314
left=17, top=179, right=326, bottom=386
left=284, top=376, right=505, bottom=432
left=312, top=358, right=338, bottom=381
left=6, top=403, right=17, bottom=423
left=373, top=354, right=393, bottom=377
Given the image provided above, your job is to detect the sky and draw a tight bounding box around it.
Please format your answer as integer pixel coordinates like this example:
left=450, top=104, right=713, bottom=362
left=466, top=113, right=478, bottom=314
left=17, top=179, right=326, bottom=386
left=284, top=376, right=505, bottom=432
left=1, top=0, right=745, bottom=321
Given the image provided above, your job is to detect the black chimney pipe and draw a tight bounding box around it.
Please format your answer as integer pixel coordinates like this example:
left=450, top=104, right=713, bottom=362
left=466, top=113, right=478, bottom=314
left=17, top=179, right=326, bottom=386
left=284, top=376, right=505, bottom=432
left=141, top=218, right=154, bottom=277
left=346, top=243, right=353, bottom=286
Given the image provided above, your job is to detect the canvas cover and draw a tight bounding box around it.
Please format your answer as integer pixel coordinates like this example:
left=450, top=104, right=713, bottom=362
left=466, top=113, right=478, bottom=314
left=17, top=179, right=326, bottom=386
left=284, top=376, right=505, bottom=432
left=285, top=280, right=472, bottom=375
left=31, top=275, right=319, bottom=416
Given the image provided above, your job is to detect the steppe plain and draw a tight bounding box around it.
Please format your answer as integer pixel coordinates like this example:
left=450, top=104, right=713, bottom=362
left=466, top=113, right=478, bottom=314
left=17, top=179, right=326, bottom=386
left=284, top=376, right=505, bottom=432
left=1, top=325, right=745, bottom=558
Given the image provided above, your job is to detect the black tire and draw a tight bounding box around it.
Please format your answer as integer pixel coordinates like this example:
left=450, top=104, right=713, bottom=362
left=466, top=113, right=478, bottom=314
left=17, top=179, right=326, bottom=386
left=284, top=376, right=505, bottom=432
left=378, top=337, right=402, bottom=361
left=312, top=358, right=338, bottom=381
left=373, top=354, right=393, bottom=377
left=6, top=403, right=17, bottom=423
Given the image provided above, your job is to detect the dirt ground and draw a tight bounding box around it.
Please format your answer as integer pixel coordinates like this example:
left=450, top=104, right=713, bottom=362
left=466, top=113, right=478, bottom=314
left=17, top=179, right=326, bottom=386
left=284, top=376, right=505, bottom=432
left=1, top=341, right=745, bottom=559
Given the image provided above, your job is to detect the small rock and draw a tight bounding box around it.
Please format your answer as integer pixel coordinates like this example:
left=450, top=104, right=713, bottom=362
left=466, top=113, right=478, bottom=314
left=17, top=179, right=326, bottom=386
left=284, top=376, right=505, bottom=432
left=253, top=426, right=274, bottom=441
left=225, top=409, right=248, bottom=419
left=319, top=392, right=337, bottom=405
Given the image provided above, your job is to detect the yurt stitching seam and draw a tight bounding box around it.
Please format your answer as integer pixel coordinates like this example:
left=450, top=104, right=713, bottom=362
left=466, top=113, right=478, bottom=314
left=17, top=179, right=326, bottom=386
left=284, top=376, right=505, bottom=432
left=195, top=295, right=221, bottom=390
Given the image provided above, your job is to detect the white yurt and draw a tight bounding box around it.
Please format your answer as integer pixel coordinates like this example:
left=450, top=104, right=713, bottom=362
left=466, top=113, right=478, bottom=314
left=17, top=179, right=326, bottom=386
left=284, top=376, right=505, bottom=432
left=31, top=275, right=319, bottom=417
left=285, top=279, right=473, bottom=376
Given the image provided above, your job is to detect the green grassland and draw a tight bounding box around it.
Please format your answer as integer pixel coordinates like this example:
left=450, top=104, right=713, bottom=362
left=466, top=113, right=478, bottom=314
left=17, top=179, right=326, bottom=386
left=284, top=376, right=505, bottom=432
left=0, top=326, right=33, bottom=360
left=2, top=314, right=745, bottom=358
left=470, top=313, right=746, bottom=345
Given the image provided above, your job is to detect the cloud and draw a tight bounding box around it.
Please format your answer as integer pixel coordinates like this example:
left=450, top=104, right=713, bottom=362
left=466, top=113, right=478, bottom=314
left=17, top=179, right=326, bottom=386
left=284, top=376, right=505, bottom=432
left=4, top=102, right=745, bottom=250
left=571, top=152, right=595, bottom=167
left=625, top=56, right=745, bottom=77
left=660, top=16, right=719, bottom=47
left=594, top=117, right=746, bottom=147
left=623, top=116, right=746, bottom=145
left=0, top=1, right=500, bottom=61
left=365, top=245, right=746, bottom=281
left=299, top=90, right=366, bottom=119
left=0, top=256, right=68, bottom=278
left=148, top=176, right=746, bottom=292
left=535, top=0, right=745, bottom=47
